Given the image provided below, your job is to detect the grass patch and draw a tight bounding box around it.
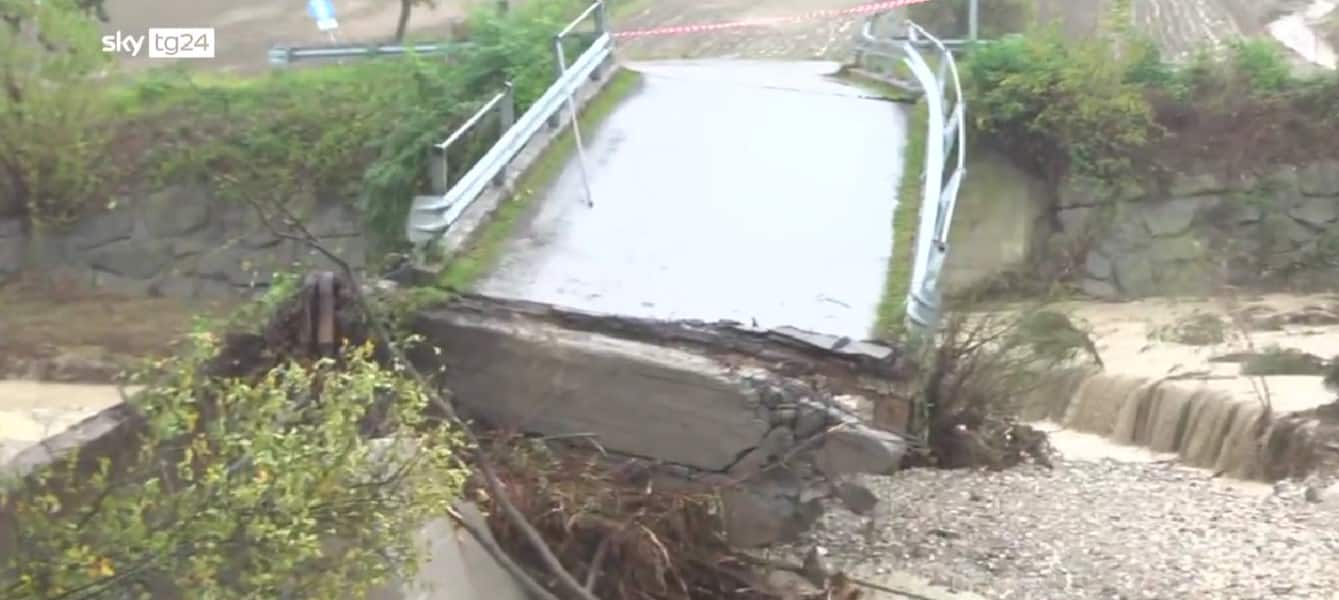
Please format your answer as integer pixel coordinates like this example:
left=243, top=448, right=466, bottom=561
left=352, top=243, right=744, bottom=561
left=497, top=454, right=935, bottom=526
left=873, top=102, right=928, bottom=339
left=436, top=68, right=644, bottom=290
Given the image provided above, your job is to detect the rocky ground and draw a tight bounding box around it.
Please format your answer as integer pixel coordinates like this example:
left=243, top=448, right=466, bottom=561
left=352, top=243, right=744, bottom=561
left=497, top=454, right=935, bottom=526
left=777, top=458, right=1339, bottom=599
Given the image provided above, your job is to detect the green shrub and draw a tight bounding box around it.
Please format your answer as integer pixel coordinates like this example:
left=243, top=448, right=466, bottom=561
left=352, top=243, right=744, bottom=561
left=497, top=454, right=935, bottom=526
left=963, top=29, right=1160, bottom=183
left=1226, top=39, right=1293, bottom=94
left=1, top=337, right=468, bottom=598
left=0, top=0, right=115, bottom=225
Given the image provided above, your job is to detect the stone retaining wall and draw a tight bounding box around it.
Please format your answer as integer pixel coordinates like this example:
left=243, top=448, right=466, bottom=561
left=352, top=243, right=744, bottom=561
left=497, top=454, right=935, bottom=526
left=1059, top=160, right=1339, bottom=298
left=0, top=186, right=367, bottom=299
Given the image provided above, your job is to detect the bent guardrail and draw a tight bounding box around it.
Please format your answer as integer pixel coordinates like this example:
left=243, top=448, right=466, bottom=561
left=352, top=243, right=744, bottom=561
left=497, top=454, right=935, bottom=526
left=856, top=16, right=968, bottom=338
left=406, top=0, right=613, bottom=246
left=899, top=21, right=967, bottom=338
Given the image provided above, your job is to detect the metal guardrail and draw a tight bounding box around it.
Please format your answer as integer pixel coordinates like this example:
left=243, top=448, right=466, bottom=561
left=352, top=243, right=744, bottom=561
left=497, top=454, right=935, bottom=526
left=267, top=42, right=462, bottom=66
left=429, top=85, right=516, bottom=194
left=406, top=1, right=612, bottom=245
left=854, top=16, right=969, bottom=338
left=899, top=21, right=967, bottom=338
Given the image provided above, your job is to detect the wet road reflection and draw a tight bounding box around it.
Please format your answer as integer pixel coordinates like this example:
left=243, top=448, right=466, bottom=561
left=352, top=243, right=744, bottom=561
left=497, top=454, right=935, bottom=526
left=480, top=60, right=909, bottom=338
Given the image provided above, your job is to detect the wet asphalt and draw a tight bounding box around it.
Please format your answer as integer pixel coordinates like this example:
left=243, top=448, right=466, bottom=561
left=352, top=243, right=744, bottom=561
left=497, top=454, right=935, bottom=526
left=478, top=59, right=909, bottom=339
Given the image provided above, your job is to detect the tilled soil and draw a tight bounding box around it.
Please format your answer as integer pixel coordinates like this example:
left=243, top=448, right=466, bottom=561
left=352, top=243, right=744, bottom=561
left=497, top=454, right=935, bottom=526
left=612, top=0, right=870, bottom=61
left=780, top=460, right=1339, bottom=599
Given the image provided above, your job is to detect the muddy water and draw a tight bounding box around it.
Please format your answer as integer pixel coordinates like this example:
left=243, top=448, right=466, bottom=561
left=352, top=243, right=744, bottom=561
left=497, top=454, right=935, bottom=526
left=1014, top=295, right=1339, bottom=481
left=0, top=381, right=133, bottom=464
left=1268, top=0, right=1338, bottom=69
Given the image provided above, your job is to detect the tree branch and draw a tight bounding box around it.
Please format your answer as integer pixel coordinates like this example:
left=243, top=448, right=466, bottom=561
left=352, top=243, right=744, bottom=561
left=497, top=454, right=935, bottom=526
left=245, top=197, right=600, bottom=600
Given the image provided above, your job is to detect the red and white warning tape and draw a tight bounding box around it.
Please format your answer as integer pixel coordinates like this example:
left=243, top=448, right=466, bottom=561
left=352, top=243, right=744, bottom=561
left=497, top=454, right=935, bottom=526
left=610, top=0, right=934, bottom=39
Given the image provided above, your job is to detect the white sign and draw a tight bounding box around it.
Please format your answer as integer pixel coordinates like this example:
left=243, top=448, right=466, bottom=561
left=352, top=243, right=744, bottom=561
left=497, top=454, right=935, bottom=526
left=101, top=28, right=215, bottom=58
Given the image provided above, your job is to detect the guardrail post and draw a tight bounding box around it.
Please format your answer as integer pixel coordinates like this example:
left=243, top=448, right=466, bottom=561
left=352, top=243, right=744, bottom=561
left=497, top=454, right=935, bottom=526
left=268, top=47, right=293, bottom=66
left=547, top=35, right=566, bottom=129
left=429, top=145, right=449, bottom=195
left=493, top=83, right=516, bottom=186
left=594, top=0, right=608, bottom=35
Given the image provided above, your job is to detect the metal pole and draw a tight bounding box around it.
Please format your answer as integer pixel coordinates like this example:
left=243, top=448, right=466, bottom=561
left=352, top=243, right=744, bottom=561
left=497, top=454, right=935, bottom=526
left=967, top=0, right=979, bottom=43
left=555, top=36, right=596, bottom=208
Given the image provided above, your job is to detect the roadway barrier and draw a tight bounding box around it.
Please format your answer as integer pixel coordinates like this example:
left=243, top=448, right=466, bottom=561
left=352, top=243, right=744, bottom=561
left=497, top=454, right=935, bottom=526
left=405, top=0, right=613, bottom=246
left=855, top=20, right=968, bottom=337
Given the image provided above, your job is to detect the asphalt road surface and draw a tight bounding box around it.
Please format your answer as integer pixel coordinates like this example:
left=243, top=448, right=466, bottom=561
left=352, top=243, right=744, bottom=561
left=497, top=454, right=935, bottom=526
left=478, top=60, right=908, bottom=338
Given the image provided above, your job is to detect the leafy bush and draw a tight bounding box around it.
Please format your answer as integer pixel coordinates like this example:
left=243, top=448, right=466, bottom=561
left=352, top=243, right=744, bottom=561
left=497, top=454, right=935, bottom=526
left=0, top=0, right=115, bottom=225
left=1226, top=39, right=1293, bottom=94
left=963, top=29, right=1161, bottom=183
left=963, top=11, right=1339, bottom=192
left=1, top=334, right=467, bottom=598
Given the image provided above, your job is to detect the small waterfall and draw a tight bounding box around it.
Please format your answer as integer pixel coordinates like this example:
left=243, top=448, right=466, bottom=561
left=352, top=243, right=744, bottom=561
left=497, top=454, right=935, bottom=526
left=1029, top=372, right=1332, bottom=481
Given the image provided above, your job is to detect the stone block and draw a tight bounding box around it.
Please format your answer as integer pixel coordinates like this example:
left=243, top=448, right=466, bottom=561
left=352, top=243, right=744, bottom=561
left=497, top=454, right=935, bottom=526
left=303, top=201, right=364, bottom=238
left=719, top=471, right=822, bottom=547
left=1149, top=235, right=1205, bottom=262
left=1140, top=198, right=1201, bottom=237
left=1057, top=206, right=1095, bottom=234
left=1080, top=277, right=1120, bottom=300
left=814, top=426, right=905, bottom=476
left=1298, top=160, right=1339, bottom=197
left=1288, top=196, right=1339, bottom=227
left=1084, top=250, right=1113, bottom=281
left=141, top=185, right=211, bottom=238
left=0, top=218, right=22, bottom=238
left=85, top=239, right=174, bottom=280
left=1112, top=251, right=1156, bottom=295
left=68, top=207, right=135, bottom=250
left=0, top=220, right=24, bottom=276
left=1169, top=171, right=1235, bottom=196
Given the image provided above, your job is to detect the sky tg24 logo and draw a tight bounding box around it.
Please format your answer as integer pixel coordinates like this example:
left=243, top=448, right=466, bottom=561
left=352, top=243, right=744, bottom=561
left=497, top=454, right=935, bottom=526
left=101, top=28, right=215, bottom=58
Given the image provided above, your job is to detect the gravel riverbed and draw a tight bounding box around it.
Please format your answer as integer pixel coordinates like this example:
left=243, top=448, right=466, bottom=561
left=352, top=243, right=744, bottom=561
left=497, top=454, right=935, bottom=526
left=779, top=459, right=1339, bottom=599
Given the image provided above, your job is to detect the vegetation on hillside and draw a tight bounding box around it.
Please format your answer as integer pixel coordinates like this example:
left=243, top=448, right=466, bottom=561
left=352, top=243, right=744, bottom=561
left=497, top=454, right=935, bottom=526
left=1, top=0, right=594, bottom=246
left=961, top=4, right=1339, bottom=193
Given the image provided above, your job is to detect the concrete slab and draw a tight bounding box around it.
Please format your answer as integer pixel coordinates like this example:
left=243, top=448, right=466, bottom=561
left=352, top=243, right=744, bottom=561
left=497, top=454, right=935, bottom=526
left=0, top=381, right=134, bottom=465
left=478, top=59, right=908, bottom=339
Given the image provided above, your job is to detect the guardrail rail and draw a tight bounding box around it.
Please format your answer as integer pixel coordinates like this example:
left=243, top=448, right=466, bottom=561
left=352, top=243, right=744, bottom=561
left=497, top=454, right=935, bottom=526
left=267, top=41, right=464, bottom=67
left=856, top=17, right=969, bottom=338
left=900, top=21, right=967, bottom=337
left=405, top=0, right=613, bottom=246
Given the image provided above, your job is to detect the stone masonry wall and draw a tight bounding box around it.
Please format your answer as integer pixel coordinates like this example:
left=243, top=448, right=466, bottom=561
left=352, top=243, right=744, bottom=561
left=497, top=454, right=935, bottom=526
left=0, top=184, right=367, bottom=298
left=1059, top=160, right=1339, bottom=298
